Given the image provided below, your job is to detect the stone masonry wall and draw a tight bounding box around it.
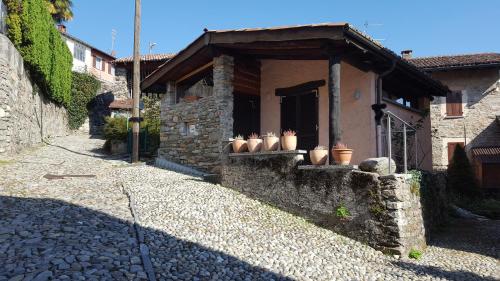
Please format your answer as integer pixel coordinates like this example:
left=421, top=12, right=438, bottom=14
left=0, top=34, right=69, bottom=156
left=158, top=55, right=234, bottom=173
left=221, top=152, right=426, bottom=256
left=430, top=69, right=500, bottom=168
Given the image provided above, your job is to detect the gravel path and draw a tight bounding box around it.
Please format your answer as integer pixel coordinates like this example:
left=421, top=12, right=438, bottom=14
left=1, top=135, right=499, bottom=281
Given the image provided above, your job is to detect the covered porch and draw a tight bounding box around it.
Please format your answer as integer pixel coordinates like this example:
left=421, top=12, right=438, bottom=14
left=142, top=24, right=448, bottom=173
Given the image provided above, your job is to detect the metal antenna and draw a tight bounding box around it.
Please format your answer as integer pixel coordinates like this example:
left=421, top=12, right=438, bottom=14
left=111, top=29, right=117, bottom=53
left=363, top=21, right=386, bottom=42
left=149, top=42, right=157, bottom=54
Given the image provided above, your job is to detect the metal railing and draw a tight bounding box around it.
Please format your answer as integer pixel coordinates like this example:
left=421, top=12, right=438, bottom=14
left=382, top=110, right=418, bottom=174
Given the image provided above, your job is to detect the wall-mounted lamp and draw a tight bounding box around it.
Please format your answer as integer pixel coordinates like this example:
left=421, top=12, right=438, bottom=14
left=353, top=89, right=362, bottom=100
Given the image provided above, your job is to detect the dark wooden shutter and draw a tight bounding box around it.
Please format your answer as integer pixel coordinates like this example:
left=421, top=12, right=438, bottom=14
left=448, top=142, right=465, bottom=162
left=92, top=56, right=96, bottom=68
left=108, top=62, right=112, bottom=74
left=446, top=92, right=462, bottom=116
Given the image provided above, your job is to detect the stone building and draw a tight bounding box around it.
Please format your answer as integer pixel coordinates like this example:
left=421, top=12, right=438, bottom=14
left=141, top=23, right=448, bottom=174
left=114, top=53, right=176, bottom=97
left=409, top=53, right=500, bottom=189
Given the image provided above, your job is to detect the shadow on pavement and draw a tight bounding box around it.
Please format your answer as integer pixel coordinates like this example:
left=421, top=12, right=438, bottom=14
left=391, top=261, right=498, bottom=281
left=428, top=218, right=499, bottom=259
left=0, top=196, right=293, bottom=280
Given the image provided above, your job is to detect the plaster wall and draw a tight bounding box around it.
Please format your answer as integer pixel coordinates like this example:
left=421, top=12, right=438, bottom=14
left=260, top=60, right=377, bottom=164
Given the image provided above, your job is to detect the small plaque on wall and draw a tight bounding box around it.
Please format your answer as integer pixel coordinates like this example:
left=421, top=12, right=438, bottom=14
left=188, top=124, right=198, bottom=136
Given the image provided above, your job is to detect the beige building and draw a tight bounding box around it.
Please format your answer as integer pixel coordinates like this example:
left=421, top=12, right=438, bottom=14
left=142, top=23, right=448, bottom=174
left=410, top=53, right=500, bottom=189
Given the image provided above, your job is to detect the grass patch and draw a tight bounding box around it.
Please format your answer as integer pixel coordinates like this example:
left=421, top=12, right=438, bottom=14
left=408, top=249, right=423, bottom=260
left=0, top=159, right=14, bottom=166
left=336, top=205, right=351, bottom=219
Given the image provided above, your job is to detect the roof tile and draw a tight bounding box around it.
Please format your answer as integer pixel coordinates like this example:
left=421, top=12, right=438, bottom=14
left=409, top=53, right=500, bottom=71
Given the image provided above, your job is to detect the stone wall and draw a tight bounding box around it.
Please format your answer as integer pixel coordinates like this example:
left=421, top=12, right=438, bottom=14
left=430, top=68, right=500, bottom=168
left=87, top=67, right=130, bottom=135
left=420, top=171, right=449, bottom=238
left=158, top=55, right=234, bottom=174
left=0, top=34, right=69, bottom=156
left=221, top=152, right=426, bottom=256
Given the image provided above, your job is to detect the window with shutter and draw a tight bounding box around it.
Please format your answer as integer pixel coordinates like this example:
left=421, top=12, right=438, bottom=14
left=446, top=91, right=463, bottom=116
left=448, top=142, right=465, bottom=163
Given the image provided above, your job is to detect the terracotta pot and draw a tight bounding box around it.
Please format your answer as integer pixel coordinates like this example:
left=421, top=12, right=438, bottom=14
left=232, top=139, right=247, bottom=153
left=263, top=136, right=279, bottom=151
left=332, top=148, right=353, bottom=165
left=281, top=136, right=297, bottom=151
left=183, top=96, right=201, bottom=102
left=310, top=149, right=328, bottom=165
left=247, top=138, right=262, bottom=153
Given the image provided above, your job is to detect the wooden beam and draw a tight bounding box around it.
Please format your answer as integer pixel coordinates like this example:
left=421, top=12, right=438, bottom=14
left=176, top=61, right=214, bottom=84
left=275, top=80, right=326, bottom=96
left=329, top=55, right=341, bottom=150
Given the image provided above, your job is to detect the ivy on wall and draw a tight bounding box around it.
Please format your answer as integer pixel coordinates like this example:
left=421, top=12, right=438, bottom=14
left=68, top=71, right=100, bottom=129
left=4, top=0, right=72, bottom=106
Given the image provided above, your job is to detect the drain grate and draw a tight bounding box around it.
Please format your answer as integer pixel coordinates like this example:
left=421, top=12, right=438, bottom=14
left=43, top=174, right=96, bottom=180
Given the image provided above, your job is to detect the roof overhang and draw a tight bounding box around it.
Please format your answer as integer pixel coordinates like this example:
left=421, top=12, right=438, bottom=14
left=419, top=63, right=500, bottom=72
left=141, top=23, right=449, bottom=97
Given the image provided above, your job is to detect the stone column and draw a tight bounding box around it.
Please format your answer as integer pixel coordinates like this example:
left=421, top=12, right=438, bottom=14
left=213, top=55, right=234, bottom=171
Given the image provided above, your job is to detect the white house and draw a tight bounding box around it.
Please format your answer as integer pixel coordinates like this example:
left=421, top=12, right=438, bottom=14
left=58, top=24, right=116, bottom=83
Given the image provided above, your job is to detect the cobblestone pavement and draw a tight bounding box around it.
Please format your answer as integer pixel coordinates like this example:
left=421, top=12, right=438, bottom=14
left=1, top=135, right=499, bottom=281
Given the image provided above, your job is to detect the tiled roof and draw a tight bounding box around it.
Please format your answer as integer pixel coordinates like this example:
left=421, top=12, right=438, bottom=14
left=109, top=99, right=133, bottom=109
left=471, top=147, right=500, bottom=163
left=114, top=53, right=176, bottom=64
left=409, top=53, right=500, bottom=71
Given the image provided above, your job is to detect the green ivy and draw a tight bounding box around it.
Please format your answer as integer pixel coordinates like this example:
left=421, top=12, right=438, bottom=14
left=5, top=0, right=72, bottom=106
left=68, top=72, right=100, bottom=129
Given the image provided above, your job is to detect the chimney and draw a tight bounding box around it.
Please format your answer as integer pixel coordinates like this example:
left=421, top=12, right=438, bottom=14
left=57, top=24, right=67, bottom=33
left=401, top=50, right=413, bottom=59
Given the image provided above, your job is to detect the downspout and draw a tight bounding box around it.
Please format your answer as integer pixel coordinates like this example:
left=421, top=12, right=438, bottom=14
left=373, top=59, right=397, bottom=157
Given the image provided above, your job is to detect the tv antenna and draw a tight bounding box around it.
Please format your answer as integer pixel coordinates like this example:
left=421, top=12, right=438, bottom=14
left=363, top=21, right=386, bottom=42
left=111, top=29, right=117, bottom=53
left=149, top=42, right=157, bottom=54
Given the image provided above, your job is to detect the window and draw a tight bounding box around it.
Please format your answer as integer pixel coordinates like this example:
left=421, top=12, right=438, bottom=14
left=446, top=91, right=463, bottom=117
left=448, top=142, right=465, bottom=163
left=94, top=56, right=103, bottom=70
left=73, top=43, right=86, bottom=62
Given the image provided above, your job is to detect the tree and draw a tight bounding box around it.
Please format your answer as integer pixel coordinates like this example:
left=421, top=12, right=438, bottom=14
left=447, top=144, right=480, bottom=200
left=45, top=0, right=73, bottom=23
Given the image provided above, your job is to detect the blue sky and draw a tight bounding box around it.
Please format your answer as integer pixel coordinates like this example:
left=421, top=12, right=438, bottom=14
left=66, top=0, right=500, bottom=59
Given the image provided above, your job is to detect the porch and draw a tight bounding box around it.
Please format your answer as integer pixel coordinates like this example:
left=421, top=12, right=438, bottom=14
left=143, top=24, right=448, bottom=174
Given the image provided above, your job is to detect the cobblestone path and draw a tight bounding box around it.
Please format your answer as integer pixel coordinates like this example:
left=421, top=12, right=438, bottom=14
left=0, top=135, right=498, bottom=281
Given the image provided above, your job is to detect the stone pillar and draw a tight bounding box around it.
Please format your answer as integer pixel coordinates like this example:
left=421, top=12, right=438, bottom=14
left=213, top=55, right=234, bottom=171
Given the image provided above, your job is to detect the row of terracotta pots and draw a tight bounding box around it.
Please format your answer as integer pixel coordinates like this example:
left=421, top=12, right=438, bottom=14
left=232, top=131, right=298, bottom=153
left=310, top=145, right=353, bottom=166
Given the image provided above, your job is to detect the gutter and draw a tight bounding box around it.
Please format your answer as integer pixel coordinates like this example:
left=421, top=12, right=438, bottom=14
left=373, top=60, right=396, bottom=157
left=343, top=26, right=449, bottom=96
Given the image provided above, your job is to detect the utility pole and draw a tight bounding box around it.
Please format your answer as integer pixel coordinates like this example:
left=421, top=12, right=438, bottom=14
left=131, top=0, right=141, bottom=163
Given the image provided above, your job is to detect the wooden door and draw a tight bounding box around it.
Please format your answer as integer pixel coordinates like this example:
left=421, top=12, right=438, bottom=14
left=233, top=93, right=260, bottom=139
left=280, top=91, right=318, bottom=152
